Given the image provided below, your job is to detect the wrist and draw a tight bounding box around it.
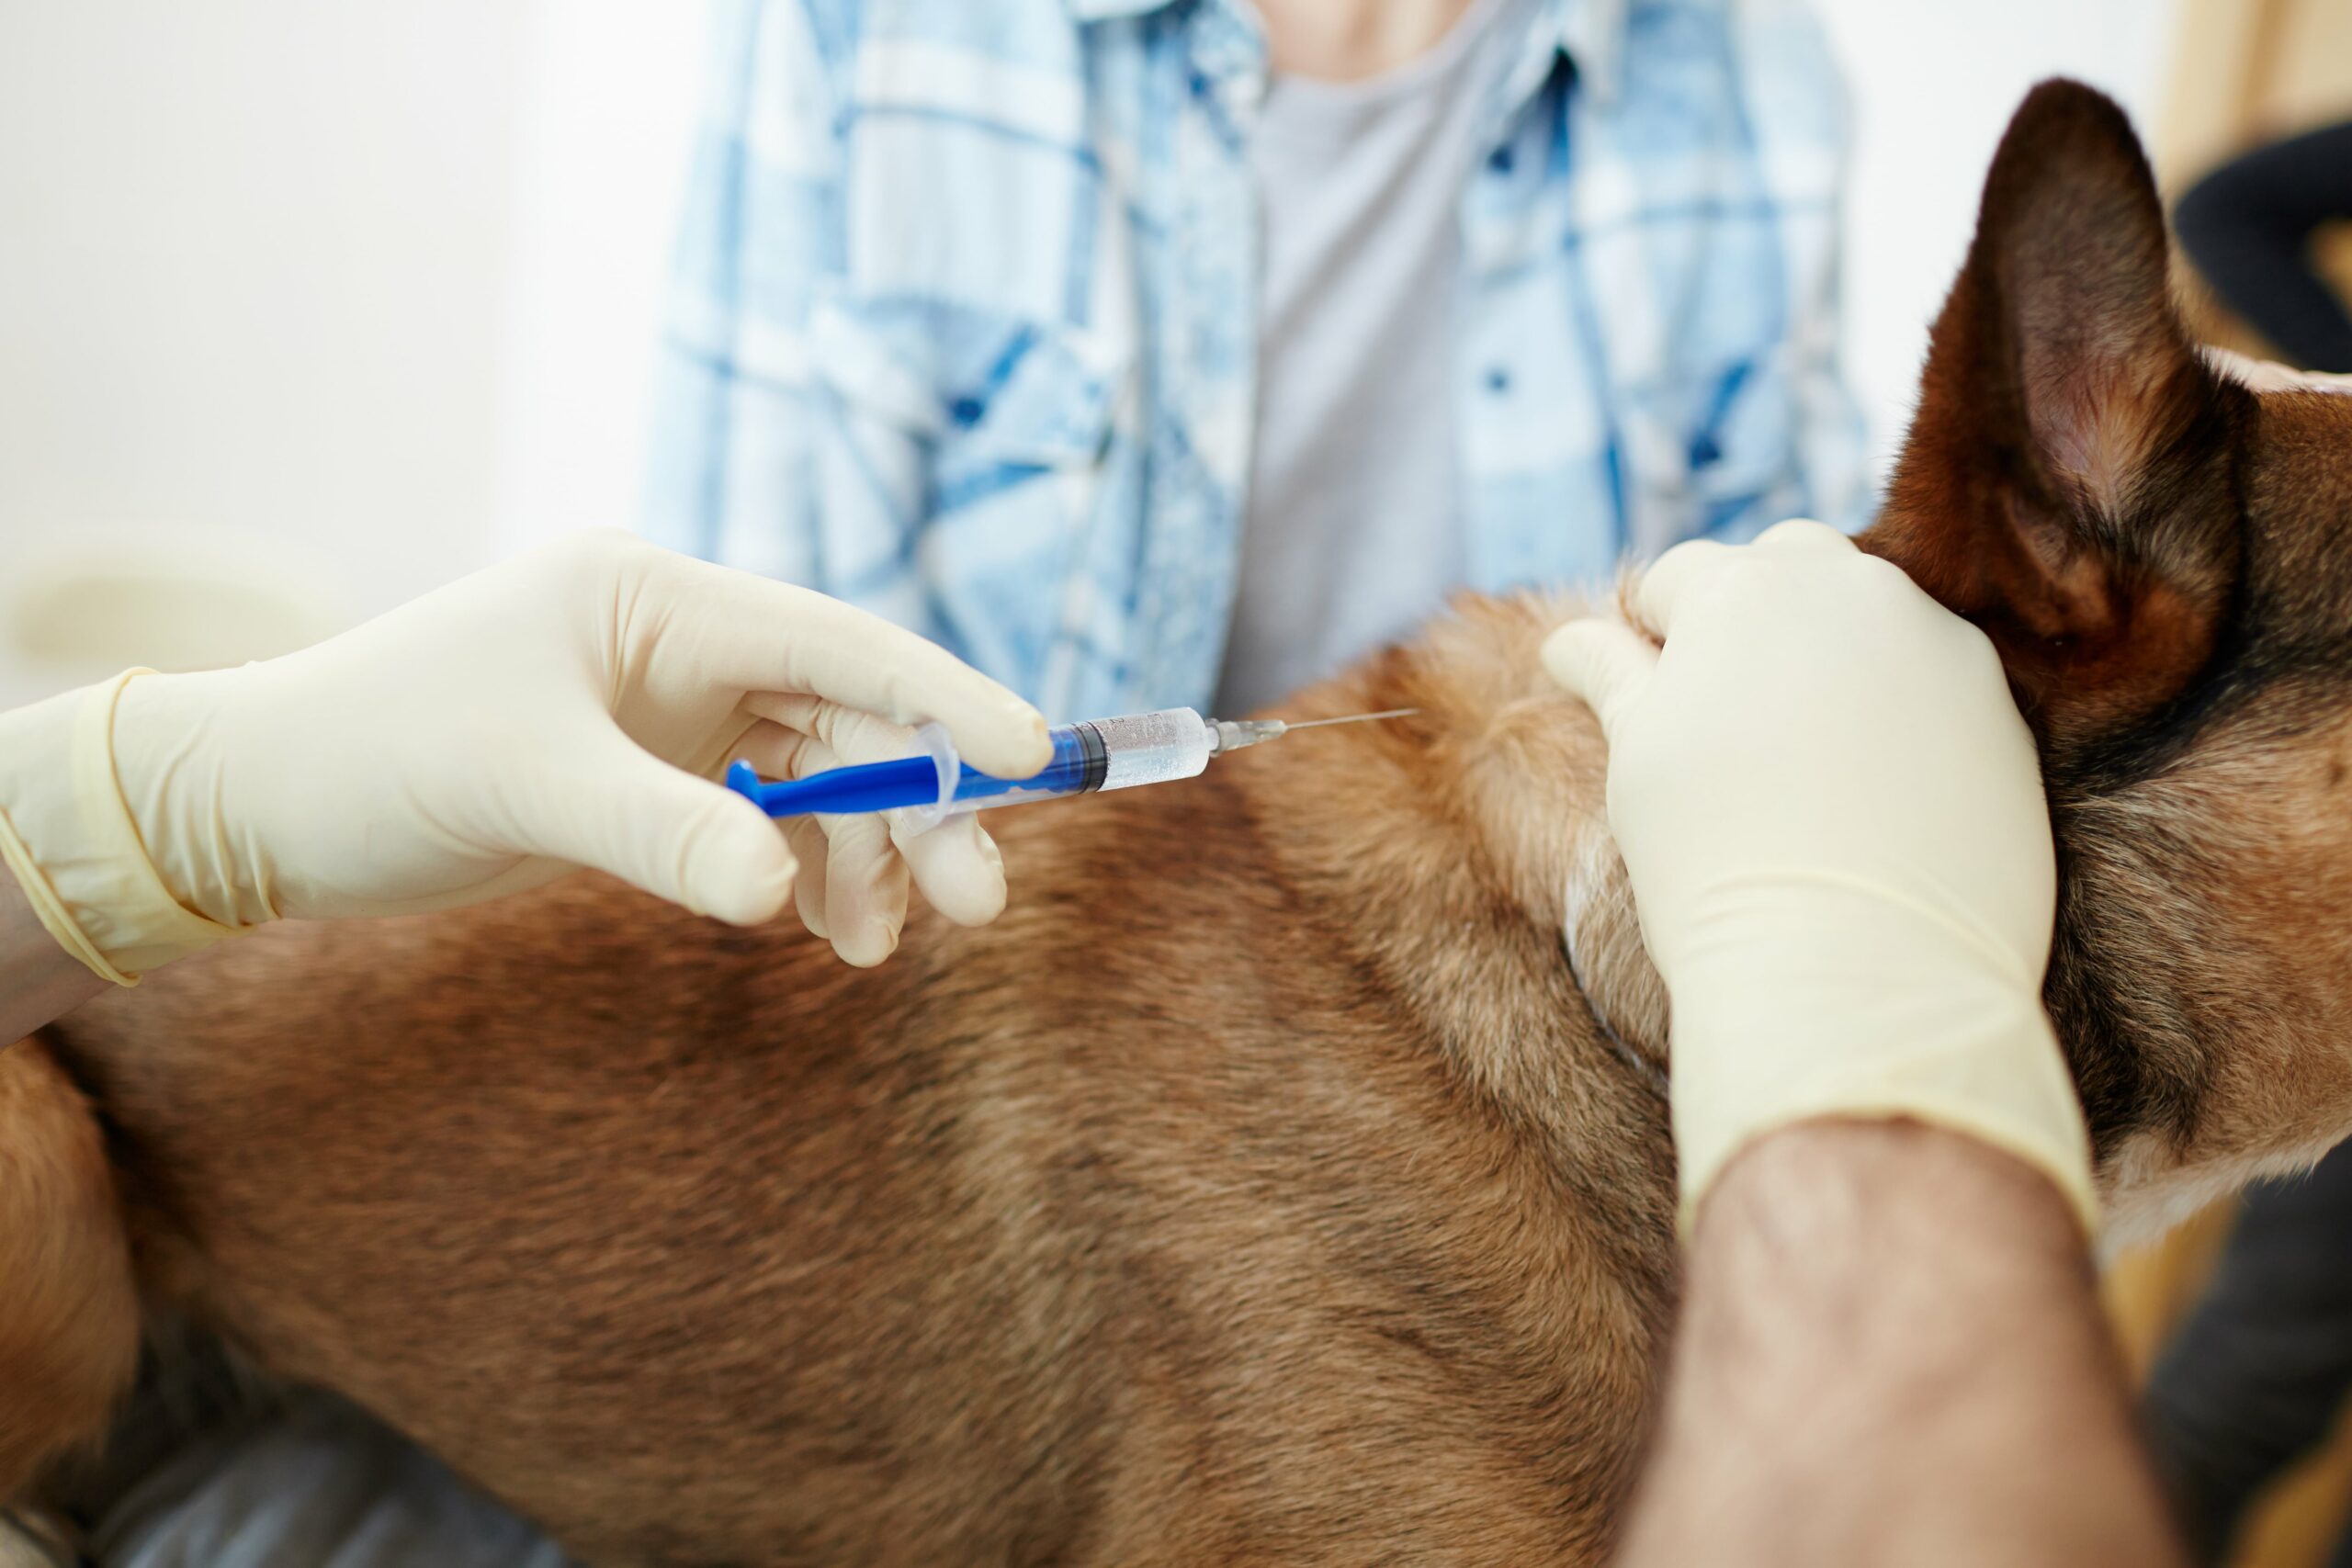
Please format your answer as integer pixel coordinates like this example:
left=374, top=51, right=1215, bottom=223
left=0, top=674, right=241, bottom=984
left=1671, top=1006, right=2098, bottom=1239
left=1626, top=1120, right=2178, bottom=1568
left=108, top=669, right=281, bottom=930
left=1680, top=1121, right=2116, bottom=1506
left=0, top=846, right=108, bottom=1032
left=1697, top=1119, right=2092, bottom=1270
left=1660, top=900, right=2096, bottom=1235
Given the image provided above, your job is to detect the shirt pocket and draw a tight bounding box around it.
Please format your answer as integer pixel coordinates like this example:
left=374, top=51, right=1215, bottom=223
left=808, top=294, right=1130, bottom=683
left=810, top=296, right=1125, bottom=491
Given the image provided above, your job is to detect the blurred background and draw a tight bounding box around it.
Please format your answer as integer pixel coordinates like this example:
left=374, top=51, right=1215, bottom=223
left=0, top=0, right=704, bottom=705
left=0, top=0, right=2216, bottom=709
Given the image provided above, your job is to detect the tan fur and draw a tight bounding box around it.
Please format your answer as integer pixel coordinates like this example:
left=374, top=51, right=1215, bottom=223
left=0, top=1040, right=138, bottom=1496
left=11, top=592, right=1676, bottom=1566
left=12, top=79, right=2352, bottom=1565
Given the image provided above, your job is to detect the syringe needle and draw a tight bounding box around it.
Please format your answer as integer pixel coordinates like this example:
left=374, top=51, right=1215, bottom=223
left=1202, top=707, right=1419, bottom=758
left=1278, top=707, right=1419, bottom=731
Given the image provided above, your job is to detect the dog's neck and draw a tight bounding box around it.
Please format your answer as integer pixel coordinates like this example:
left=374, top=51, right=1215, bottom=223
left=2040, top=773, right=2352, bottom=1246
left=1560, top=833, right=1671, bottom=1089
left=1254, top=616, right=1675, bottom=1195
left=1283, top=592, right=2347, bottom=1253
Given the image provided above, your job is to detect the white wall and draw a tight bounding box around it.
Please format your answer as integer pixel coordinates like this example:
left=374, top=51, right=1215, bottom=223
left=491, top=0, right=710, bottom=555
left=0, top=0, right=709, bottom=706
left=0, top=2, right=530, bottom=640
left=1809, top=0, right=2184, bottom=481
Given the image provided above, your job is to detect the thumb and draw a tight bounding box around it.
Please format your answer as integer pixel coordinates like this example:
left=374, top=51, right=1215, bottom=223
left=523, top=738, right=800, bottom=925
left=1542, top=618, right=1658, bottom=741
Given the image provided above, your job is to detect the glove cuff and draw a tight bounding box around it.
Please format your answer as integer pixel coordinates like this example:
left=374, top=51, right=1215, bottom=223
left=1672, top=988, right=2098, bottom=1241
left=0, top=672, right=243, bottom=983
left=1662, top=886, right=2099, bottom=1241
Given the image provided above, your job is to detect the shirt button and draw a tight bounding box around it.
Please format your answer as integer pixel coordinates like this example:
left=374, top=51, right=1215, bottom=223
left=1485, top=367, right=1512, bottom=394
left=1487, top=145, right=1515, bottom=175
left=950, top=396, right=986, bottom=427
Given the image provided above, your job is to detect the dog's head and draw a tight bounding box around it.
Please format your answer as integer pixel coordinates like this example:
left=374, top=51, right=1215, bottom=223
left=1329, top=80, right=2352, bottom=1239
left=1862, top=81, right=2352, bottom=1237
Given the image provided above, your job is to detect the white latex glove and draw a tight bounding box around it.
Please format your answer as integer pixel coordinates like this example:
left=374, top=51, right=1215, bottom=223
left=0, top=531, right=1051, bottom=980
left=1542, top=520, right=2096, bottom=1233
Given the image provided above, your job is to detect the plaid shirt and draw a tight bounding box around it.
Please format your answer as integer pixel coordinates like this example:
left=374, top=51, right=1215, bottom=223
left=646, top=0, right=1866, bottom=719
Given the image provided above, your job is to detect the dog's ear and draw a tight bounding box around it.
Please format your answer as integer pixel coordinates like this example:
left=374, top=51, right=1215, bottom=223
left=1865, top=80, right=2247, bottom=747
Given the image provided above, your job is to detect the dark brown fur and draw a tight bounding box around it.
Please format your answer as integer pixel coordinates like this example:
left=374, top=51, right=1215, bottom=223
left=1871, top=84, right=2352, bottom=1235
left=7, top=80, right=2352, bottom=1564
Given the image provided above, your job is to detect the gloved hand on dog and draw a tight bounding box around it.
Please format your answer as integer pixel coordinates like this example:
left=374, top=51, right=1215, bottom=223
left=1544, top=519, right=2098, bottom=1234
left=0, top=531, right=1050, bottom=980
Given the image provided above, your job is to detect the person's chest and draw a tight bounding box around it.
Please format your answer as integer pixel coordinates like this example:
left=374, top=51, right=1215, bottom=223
left=813, top=0, right=1841, bottom=712
left=823, top=5, right=1825, bottom=513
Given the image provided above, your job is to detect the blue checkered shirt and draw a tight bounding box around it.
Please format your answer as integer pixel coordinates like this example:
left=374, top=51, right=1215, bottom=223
left=646, top=0, right=1867, bottom=719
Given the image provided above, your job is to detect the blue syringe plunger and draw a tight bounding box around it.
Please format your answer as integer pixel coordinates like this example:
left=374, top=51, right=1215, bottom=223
left=726, top=706, right=1211, bottom=824
left=723, top=705, right=1416, bottom=824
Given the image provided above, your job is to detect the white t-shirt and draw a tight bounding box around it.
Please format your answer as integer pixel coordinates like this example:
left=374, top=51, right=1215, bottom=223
left=1216, top=0, right=1528, bottom=715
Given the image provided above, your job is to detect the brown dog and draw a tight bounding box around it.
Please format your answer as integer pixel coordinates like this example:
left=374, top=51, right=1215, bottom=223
left=7, top=79, right=2352, bottom=1565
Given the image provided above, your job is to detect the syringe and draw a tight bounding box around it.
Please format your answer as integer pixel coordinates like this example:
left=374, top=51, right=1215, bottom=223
left=724, top=706, right=1417, bottom=828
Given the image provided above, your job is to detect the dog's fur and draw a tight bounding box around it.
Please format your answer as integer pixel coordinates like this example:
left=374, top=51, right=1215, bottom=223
left=7, top=81, right=2352, bottom=1565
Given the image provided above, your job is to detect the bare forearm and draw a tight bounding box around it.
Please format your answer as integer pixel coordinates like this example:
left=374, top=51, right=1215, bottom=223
left=1620, top=1122, right=2183, bottom=1568
left=0, top=866, right=105, bottom=1044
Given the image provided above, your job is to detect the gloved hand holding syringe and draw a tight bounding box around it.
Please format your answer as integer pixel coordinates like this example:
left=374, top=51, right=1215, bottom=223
left=726, top=706, right=1417, bottom=826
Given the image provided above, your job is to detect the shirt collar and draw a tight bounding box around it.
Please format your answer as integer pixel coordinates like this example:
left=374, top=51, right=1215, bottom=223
left=1064, top=0, right=1627, bottom=102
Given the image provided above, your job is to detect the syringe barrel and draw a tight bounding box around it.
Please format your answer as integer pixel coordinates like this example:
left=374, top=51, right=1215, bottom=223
left=1085, top=707, right=1216, bottom=790
left=908, top=707, right=1213, bottom=827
